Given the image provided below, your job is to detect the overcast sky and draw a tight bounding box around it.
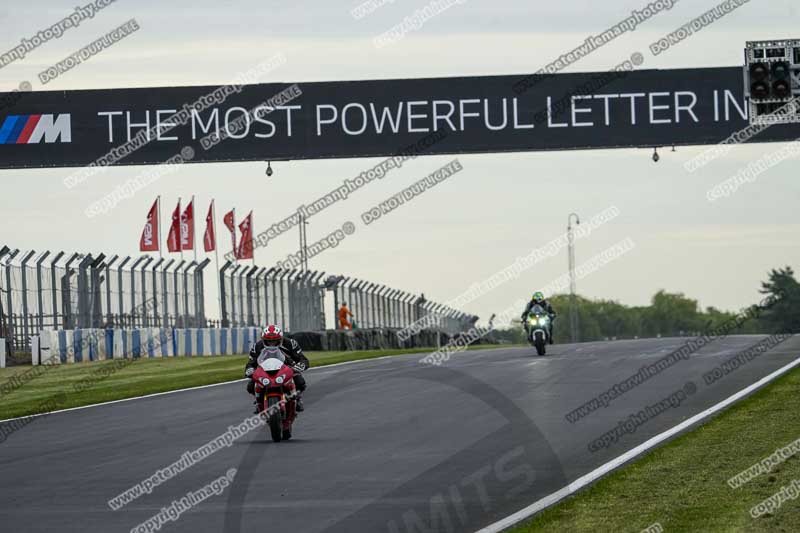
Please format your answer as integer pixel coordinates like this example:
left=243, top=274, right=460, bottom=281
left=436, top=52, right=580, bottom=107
left=0, top=0, right=798, bottom=323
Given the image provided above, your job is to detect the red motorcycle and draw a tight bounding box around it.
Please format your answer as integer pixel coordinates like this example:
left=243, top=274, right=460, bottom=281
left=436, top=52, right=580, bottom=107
left=252, top=355, right=299, bottom=442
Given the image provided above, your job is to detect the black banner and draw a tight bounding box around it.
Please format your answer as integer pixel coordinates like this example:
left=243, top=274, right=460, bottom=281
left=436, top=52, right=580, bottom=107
left=0, top=66, right=798, bottom=170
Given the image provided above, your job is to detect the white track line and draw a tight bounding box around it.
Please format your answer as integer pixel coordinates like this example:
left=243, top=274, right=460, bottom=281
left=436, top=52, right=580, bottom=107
left=476, top=354, right=800, bottom=533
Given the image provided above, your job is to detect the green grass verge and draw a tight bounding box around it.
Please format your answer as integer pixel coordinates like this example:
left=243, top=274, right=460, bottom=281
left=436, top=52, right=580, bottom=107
left=512, top=365, right=800, bottom=533
left=0, top=344, right=520, bottom=420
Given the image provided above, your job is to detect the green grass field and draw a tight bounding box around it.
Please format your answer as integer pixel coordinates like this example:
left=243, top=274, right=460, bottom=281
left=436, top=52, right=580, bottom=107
left=513, top=365, right=800, bottom=533
left=0, top=344, right=520, bottom=420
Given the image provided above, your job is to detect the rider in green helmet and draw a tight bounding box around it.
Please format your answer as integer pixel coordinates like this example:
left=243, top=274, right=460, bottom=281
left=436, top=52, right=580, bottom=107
left=521, top=291, right=556, bottom=344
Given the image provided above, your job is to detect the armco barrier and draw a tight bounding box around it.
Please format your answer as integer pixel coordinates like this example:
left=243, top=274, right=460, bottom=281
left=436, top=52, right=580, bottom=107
left=38, top=327, right=261, bottom=364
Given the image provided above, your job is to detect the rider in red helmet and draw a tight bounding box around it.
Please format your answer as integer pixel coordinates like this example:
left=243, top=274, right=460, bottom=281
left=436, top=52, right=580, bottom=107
left=245, top=324, right=310, bottom=412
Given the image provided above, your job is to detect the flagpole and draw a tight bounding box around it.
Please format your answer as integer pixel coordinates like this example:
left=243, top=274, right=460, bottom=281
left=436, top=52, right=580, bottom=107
left=191, top=195, right=197, bottom=263
left=212, top=199, right=222, bottom=323
left=178, top=197, right=184, bottom=263
left=232, top=207, right=238, bottom=267
left=157, top=195, right=163, bottom=260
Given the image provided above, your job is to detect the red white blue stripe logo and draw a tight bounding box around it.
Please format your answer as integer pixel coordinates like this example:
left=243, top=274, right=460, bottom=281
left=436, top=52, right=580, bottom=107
left=0, top=114, right=72, bottom=144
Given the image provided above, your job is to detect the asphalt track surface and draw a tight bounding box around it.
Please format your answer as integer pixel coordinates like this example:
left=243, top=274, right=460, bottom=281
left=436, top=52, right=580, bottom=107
left=1, top=335, right=799, bottom=533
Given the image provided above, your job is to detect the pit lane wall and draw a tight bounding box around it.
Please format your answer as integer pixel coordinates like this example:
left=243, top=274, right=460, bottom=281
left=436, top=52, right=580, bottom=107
left=33, top=327, right=472, bottom=364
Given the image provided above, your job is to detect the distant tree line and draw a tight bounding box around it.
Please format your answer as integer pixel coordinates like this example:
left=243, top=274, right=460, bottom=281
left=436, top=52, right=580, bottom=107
left=490, top=266, right=800, bottom=344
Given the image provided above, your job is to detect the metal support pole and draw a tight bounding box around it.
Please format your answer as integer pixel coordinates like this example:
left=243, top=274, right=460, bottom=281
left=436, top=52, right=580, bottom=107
left=279, top=270, right=290, bottom=329
left=34, top=251, right=50, bottom=331
left=150, top=258, right=164, bottom=327
left=172, top=260, right=186, bottom=328
left=271, top=270, right=281, bottom=327
left=237, top=265, right=245, bottom=328
left=139, top=257, right=154, bottom=327
left=104, top=255, right=118, bottom=327
left=194, top=258, right=211, bottom=326
left=48, top=251, right=64, bottom=329
left=245, top=266, right=257, bottom=326
left=219, top=261, right=232, bottom=327
left=162, top=259, right=175, bottom=328
left=89, top=254, right=106, bottom=329
left=264, top=267, right=277, bottom=325
left=229, top=265, right=241, bottom=327
left=129, top=257, right=146, bottom=328
left=182, top=261, right=194, bottom=327
left=252, top=267, right=265, bottom=326
left=568, top=212, right=581, bottom=343
left=116, top=257, right=131, bottom=328
left=61, top=253, right=80, bottom=330
left=17, top=251, right=35, bottom=345
left=372, top=285, right=380, bottom=328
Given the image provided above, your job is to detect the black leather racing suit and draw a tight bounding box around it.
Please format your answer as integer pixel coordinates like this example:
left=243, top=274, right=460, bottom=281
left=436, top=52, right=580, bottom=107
left=245, top=337, right=309, bottom=395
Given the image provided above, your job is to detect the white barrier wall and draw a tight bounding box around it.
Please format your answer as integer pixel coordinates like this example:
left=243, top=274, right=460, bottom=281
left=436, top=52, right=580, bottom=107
left=39, top=328, right=260, bottom=364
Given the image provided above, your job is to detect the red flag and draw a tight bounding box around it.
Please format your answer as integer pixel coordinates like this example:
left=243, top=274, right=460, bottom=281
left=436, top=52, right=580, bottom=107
left=203, top=201, right=216, bottom=252
left=223, top=209, right=236, bottom=255
left=166, top=201, right=181, bottom=253
left=139, top=200, right=159, bottom=252
left=180, top=200, right=194, bottom=251
left=223, top=210, right=235, bottom=233
left=237, top=211, right=254, bottom=260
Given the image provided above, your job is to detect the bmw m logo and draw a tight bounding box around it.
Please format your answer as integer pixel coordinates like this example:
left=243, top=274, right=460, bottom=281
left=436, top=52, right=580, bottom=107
left=0, top=113, right=71, bottom=144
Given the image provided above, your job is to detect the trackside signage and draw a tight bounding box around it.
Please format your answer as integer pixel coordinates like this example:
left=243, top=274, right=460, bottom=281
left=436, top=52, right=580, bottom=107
left=1, top=66, right=800, bottom=169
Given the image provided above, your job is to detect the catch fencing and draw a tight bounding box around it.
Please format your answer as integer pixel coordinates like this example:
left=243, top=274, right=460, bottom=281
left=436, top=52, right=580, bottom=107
left=0, top=245, right=209, bottom=356
left=0, top=245, right=477, bottom=362
left=219, top=264, right=475, bottom=334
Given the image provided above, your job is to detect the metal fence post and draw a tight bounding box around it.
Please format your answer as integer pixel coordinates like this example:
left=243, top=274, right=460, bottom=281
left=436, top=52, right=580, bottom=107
left=195, top=258, right=210, bottom=327
left=48, top=251, right=64, bottom=329
left=19, top=251, right=36, bottom=345
left=161, top=259, right=174, bottom=328
left=312, top=271, right=326, bottom=330
left=2, top=250, right=20, bottom=349
left=271, top=269, right=281, bottom=328
left=286, top=270, right=299, bottom=331
left=356, top=280, right=368, bottom=327
left=332, top=277, right=344, bottom=328
left=128, top=257, right=146, bottom=328
left=139, top=257, right=154, bottom=327
left=172, top=260, right=185, bottom=327
left=149, top=258, right=163, bottom=327
left=388, top=289, right=399, bottom=327
left=62, top=253, right=81, bottom=330
left=228, top=265, right=240, bottom=327
left=378, top=285, right=386, bottom=327
left=245, top=266, right=257, bottom=326
left=89, top=254, right=106, bottom=329
left=253, top=267, right=265, bottom=326
left=34, top=251, right=50, bottom=331
left=366, top=283, right=376, bottom=328
left=219, top=261, right=231, bottom=327
left=182, top=261, right=194, bottom=327
left=264, top=267, right=276, bottom=325
left=104, top=255, right=118, bottom=327
left=116, top=257, right=131, bottom=328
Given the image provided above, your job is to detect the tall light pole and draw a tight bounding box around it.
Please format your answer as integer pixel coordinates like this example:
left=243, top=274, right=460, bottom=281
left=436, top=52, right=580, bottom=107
left=568, top=213, right=581, bottom=343
left=298, top=213, right=309, bottom=271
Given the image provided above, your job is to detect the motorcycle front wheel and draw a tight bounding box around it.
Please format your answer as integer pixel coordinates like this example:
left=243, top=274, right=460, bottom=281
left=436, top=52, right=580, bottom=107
left=267, top=396, right=283, bottom=442
left=534, top=332, right=546, bottom=356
